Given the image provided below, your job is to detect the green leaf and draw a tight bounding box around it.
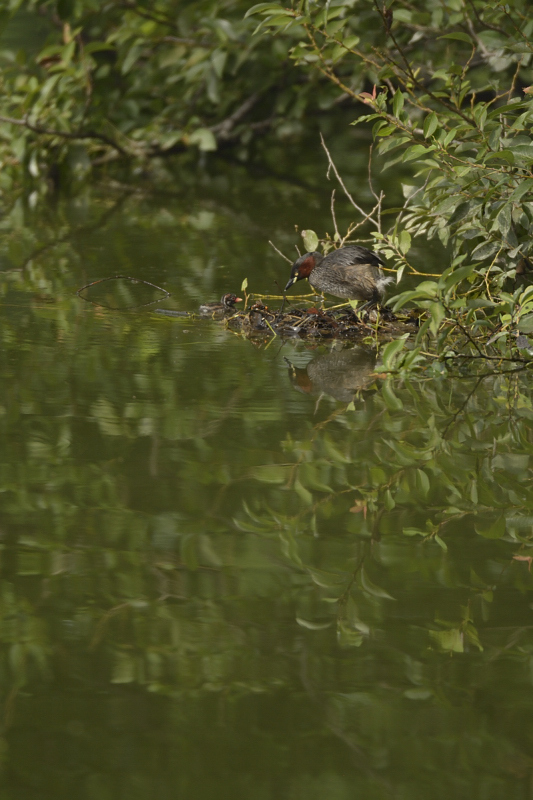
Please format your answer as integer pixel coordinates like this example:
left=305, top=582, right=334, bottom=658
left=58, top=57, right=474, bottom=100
left=302, top=229, right=319, bottom=251
left=252, top=465, right=288, bottom=484
left=471, top=241, right=500, bottom=260
left=434, top=533, right=447, bottom=551
left=244, top=3, right=287, bottom=17
left=316, top=6, right=344, bottom=26
left=392, top=89, right=404, bottom=118
left=381, top=377, right=403, bottom=411
left=189, top=128, right=217, bottom=151
left=342, top=35, right=360, bottom=49
left=465, top=623, right=483, bottom=651
left=403, top=144, right=435, bottom=162
left=443, top=128, right=459, bottom=147
left=403, top=528, right=426, bottom=537
left=423, top=112, right=438, bottom=138
left=519, top=313, right=533, bottom=333
left=296, top=617, right=333, bottom=630
left=308, top=568, right=347, bottom=589
left=398, top=230, right=411, bottom=255
left=441, top=264, right=475, bottom=291
left=390, top=283, right=440, bottom=310
left=359, top=567, right=395, bottom=600
left=438, top=32, right=474, bottom=44
left=415, top=469, right=430, bottom=497
left=241, top=277, right=248, bottom=292
left=448, top=201, right=472, bottom=226
left=475, top=514, right=506, bottom=539
left=121, top=43, right=142, bottom=75
left=485, top=150, right=515, bottom=164
left=430, top=628, right=464, bottom=653
left=509, top=179, right=533, bottom=202
left=263, top=13, right=298, bottom=26
left=508, top=144, right=533, bottom=161
left=380, top=334, right=409, bottom=369
left=84, top=42, right=116, bottom=54
left=496, top=204, right=512, bottom=236
left=487, top=100, right=525, bottom=119
left=337, top=621, right=364, bottom=648
left=429, top=301, right=445, bottom=336
left=433, top=196, right=462, bottom=215
left=376, top=125, right=398, bottom=137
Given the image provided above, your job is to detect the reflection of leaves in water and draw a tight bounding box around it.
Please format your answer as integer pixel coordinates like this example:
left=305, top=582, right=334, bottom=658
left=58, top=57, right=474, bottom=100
left=236, top=367, right=533, bottom=672
left=3, top=194, right=533, bottom=792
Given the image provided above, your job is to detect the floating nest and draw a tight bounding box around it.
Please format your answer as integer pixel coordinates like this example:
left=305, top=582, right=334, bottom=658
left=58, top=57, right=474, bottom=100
left=225, top=300, right=419, bottom=342
left=75, top=277, right=419, bottom=341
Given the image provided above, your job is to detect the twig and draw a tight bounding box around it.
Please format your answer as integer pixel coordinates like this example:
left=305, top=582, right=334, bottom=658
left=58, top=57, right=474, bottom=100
left=366, top=143, right=383, bottom=233
left=464, top=0, right=507, bottom=35
left=210, top=93, right=260, bottom=139
left=269, top=240, right=292, bottom=263
left=367, top=143, right=380, bottom=202
left=372, top=0, right=476, bottom=127
left=330, top=189, right=340, bottom=242
left=442, top=301, right=487, bottom=357
left=320, top=133, right=379, bottom=228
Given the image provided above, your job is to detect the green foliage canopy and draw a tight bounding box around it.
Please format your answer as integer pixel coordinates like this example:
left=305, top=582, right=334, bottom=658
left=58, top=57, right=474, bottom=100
left=246, top=0, right=533, bottom=354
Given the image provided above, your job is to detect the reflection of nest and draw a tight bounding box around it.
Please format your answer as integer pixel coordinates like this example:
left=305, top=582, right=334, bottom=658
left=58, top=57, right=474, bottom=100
left=286, top=348, right=378, bottom=401
left=226, top=301, right=418, bottom=341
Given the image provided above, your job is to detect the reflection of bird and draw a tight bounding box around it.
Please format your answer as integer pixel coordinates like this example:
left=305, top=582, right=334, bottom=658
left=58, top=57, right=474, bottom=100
left=284, top=246, right=391, bottom=305
left=198, top=293, right=242, bottom=318
left=285, top=347, right=376, bottom=403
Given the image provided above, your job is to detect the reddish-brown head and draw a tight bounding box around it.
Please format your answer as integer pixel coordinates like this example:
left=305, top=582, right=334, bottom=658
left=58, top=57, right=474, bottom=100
left=284, top=252, right=322, bottom=292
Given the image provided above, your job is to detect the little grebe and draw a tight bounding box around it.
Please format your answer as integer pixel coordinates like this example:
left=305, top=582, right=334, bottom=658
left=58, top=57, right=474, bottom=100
left=284, top=246, right=391, bottom=305
left=198, top=293, right=242, bottom=318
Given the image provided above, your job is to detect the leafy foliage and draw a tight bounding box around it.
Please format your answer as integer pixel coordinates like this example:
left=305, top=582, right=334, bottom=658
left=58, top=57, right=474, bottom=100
left=246, top=0, right=533, bottom=355
left=0, top=0, right=347, bottom=191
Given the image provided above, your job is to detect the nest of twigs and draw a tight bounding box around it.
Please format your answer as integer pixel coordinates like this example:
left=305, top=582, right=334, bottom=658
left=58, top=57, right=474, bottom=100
left=225, top=299, right=419, bottom=341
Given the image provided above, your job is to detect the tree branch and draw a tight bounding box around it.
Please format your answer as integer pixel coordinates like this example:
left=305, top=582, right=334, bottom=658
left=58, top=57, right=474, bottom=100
left=0, top=114, right=127, bottom=156
left=210, top=93, right=261, bottom=140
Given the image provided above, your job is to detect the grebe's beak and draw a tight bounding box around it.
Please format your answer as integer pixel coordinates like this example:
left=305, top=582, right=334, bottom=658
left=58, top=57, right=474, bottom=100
left=284, top=275, right=297, bottom=292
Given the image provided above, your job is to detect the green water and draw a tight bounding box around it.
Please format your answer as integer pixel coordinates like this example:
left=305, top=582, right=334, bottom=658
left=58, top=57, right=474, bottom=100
left=1, top=163, right=533, bottom=800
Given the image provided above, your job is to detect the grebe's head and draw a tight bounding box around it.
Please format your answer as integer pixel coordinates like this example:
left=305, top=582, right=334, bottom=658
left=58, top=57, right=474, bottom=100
left=284, top=252, right=322, bottom=291
left=221, top=293, right=242, bottom=307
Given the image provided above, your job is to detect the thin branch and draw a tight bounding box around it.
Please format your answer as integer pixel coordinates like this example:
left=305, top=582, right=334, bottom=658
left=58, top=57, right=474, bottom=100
left=320, top=132, right=379, bottom=229
left=330, top=189, right=340, bottom=242
left=0, top=114, right=127, bottom=156
left=209, top=93, right=261, bottom=140
left=372, top=0, right=476, bottom=126
left=367, top=143, right=379, bottom=203
left=506, top=57, right=523, bottom=103
left=269, top=240, right=292, bottom=264
left=464, top=0, right=507, bottom=35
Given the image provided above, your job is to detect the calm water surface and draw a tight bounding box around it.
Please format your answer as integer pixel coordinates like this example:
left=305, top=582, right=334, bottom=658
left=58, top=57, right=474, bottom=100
left=1, top=162, right=533, bottom=800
